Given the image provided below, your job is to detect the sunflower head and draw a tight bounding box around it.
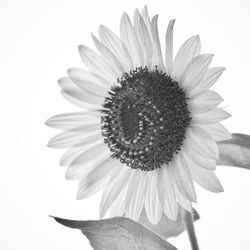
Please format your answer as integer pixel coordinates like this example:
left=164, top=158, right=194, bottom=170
left=47, top=6, right=231, bottom=225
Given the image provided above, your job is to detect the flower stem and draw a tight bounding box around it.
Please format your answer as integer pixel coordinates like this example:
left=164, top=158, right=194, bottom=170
left=182, top=209, right=200, bottom=250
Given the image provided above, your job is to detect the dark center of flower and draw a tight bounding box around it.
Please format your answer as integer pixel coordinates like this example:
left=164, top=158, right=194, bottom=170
left=100, top=67, right=191, bottom=171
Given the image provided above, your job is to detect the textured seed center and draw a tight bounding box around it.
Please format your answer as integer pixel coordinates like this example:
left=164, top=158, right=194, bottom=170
left=100, top=67, right=191, bottom=171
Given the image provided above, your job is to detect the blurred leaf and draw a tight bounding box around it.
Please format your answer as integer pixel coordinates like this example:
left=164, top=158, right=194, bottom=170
left=217, top=133, right=250, bottom=169
left=53, top=216, right=177, bottom=250
left=139, top=208, right=199, bottom=239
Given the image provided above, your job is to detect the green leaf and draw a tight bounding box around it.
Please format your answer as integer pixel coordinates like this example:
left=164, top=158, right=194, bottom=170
left=217, top=133, right=250, bottom=169
left=53, top=216, right=177, bottom=250
left=139, top=208, right=199, bottom=239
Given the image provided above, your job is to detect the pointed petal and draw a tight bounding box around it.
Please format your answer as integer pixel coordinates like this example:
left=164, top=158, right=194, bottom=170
left=190, top=126, right=219, bottom=160
left=189, top=90, right=223, bottom=114
left=45, top=111, right=99, bottom=130
left=174, top=185, right=192, bottom=212
left=190, top=67, right=225, bottom=96
left=48, top=131, right=101, bottom=148
left=145, top=170, right=163, bottom=225
left=165, top=19, right=175, bottom=75
left=78, top=45, right=117, bottom=82
left=171, top=155, right=197, bottom=202
left=181, top=54, right=213, bottom=91
left=200, top=122, right=232, bottom=141
left=158, top=166, right=178, bottom=220
left=192, top=108, right=231, bottom=124
left=172, top=35, right=201, bottom=81
left=100, top=167, right=131, bottom=218
left=150, top=15, right=165, bottom=70
left=77, top=157, right=117, bottom=199
left=70, top=142, right=110, bottom=168
left=91, top=34, right=125, bottom=77
left=99, top=25, right=133, bottom=71
left=133, top=9, right=153, bottom=68
left=67, top=68, right=109, bottom=97
left=126, top=170, right=148, bottom=221
left=120, top=12, right=144, bottom=67
left=66, top=150, right=110, bottom=180
left=189, top=165, right=224, bottom=192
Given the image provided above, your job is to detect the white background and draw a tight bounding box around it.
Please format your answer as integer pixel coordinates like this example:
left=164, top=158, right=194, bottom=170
left=1, top=0, right=250, bottom=249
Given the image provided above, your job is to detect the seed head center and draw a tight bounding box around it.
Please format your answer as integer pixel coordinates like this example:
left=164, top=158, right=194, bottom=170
left=101, top=67, right=191, bottom=171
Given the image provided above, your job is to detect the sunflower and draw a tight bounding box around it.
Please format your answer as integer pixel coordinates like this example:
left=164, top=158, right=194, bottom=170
left=46, top=6, right=231, bottom=225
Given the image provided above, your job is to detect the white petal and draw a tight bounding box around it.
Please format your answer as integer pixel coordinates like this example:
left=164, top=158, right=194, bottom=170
left=145, top=170, right=163, bottom=225
left=66, top=150, right=110, bottom=180
left=181, top=54, right=213, bottom=91
left=188, top=165, right=223, bottom=192
left=189, top=90, right=223, bottom=114
left=60, top=147, right=86, bottom=166
left=158, top=166, right=178, bottom=220
left=61, top=90, right=101, bottom=109
left=165, top=19, right=175, bottom=75
left=186, top=128, right=218, bottom=160
left=77, top=157, right=117, bottom=199
left=45, top=111, right=100, bottom=130
left=120, top=13, right=144, bottom=67
left=70, top=142, right=110, bottom=168
left=48, top=131, right=101, bottom=148
left=191, top=125, right=220, bottom=160
left=99, top=25, right=133, bottom=71
left=126, top=170, right=148, bottom=221
left=174, top=185, right=192, bottom=212
left=100, top=166, right=131, bottom=218
left=172, top=35, right=201, bottom=81
left=109, top=181, right=128, bottom=217
left=59, top=77, right=104, bottom=105
left=78, top=45, right=117, bottom=83
left=67, top=68, right=109, bottom=97
left=200, top=122, right=232, bottom=141
left=91, top=34, right=125, bottom=77
left=150, top=15, right=165, bottom=70
left=192, top=108, right=231, bottom=124
left=133, top=9, right=153, bottom=68
left=171, top=155, right=197, bottom=202
left=190, top=67, right=225, bottom=96
left=182, top=146, right=216, bottom=170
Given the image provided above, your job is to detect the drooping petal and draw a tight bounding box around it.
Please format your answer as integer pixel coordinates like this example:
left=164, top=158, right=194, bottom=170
left=100, top=166, right=131, bottom=218
left=171, top=155, right=197, bottom=202
left=78, top=45, right=117, bottom=83
left=144, top=170, right=163, bottom=225
left=165, top=19, right=175, bottom=75
left=99, top=25, right=133, bottom=71
left=180, top=54, right=213, bottom=91
left=158, top=166, right=178, bottom=220
left=126, top=170, right=148, bottom=221
left=172, top=35, right=201, bottom=81
left=77, top=157, right=117, bottom=199
left=189, top=90, right=224, bottom=114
